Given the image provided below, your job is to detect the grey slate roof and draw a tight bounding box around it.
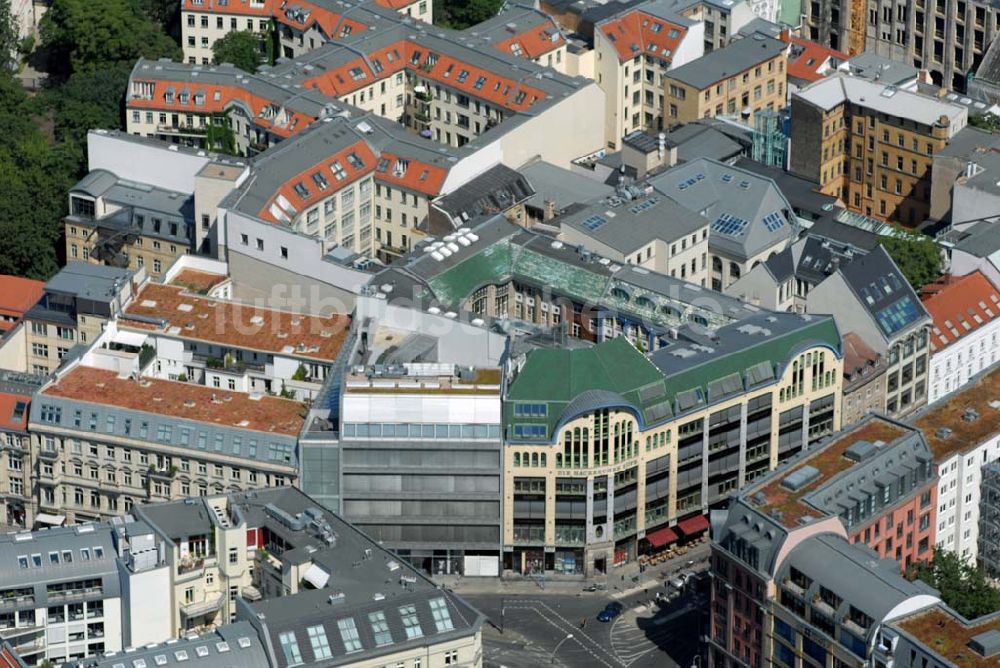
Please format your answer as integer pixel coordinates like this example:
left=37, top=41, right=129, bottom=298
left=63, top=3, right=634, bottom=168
left=732, top=158, right=839, bottom=220
left=72, top=622, right=270, bottom=668
left=520, top=161, right=614, bottom=212
left=650, top=157, right=798, bottom=260
left=432, top=164, right=534, bottom=222
left=665, top=122, right=747, bottom=164
left=953, top=219, right=1000, bottom=257
left=837, top=245, right=931, bottom=341
left=665, top=33, right=787, bottom=89
left=0, top=524, right=120, bottom=610
left=840, top=51, right=918, bottom=87
left=779, top=534, right=938, bottom=632
left=956, top=149, right=1000, bottom=197
left=557, top=191, right=708, bottom=254
left=42, top=263, right=133, bottom=302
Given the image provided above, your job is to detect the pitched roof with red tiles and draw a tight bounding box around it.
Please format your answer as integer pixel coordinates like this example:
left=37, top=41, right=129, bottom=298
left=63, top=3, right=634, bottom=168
left=0, top=275, right=44, bottom=320
left=182, top=0, right=277, bottom=17
left=842, top=331, right=880, bottom=374
left=0, top=393, right=30, bottom=433
left=922, top=271, right=1000, bottom=352
left=598, top=9, right=688, bottom=64
left=492, top=19, right=566, bottom=60
left=373, top=151, right=449, bottom=196
left=781, top=31, right=848, bottom=84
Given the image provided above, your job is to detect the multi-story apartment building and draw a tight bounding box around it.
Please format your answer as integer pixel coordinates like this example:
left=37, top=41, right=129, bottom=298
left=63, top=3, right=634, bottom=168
left=65, top=170, right=195, bottom=279
left=502, top=310, right=842, bottom=574
left=806, top=0, right=1000, bottom=91
left=124, top=487, right=484, bottom=664
left=21, top=263, right=141, bottom=375
left=375, top=216, right=763, bottom=352
left=179, top=0, right=431, bottom=65
left=117, top=272, right=351, bottom=400
left=922, top=271, right=1000, bottom=404
left=339, top=362, right=503, bottom=576
left=0, top=524, right=123, bottom=665
left=27, top=348, right=305, bottom=524
left=649, top=157, right=799, bottom=292
left=593, top=4, right=703, bottom=148
left=743, top=414, right=938, bottom=570
left=840, top=331, right=887, bottom=427
left=557, top=187, right=711, bottom=286
left=0, top=277, right=43, bottom=341
left=912, top=362, right=1000, bottom=564
left=662, top=34, right=788, bottom=128
left=790, top=74, right=968, bottom=225
left=806, top=245, right=933, bottom=419
left=707, top=473, right=941, bottom=668
left=0, top=372, right=46, bottom=530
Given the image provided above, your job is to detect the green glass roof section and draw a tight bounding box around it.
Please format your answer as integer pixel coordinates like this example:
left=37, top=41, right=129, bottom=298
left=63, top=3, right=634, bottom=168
left=426, top=240, right=514, bottom=306
left=511, top=247, right=612, bottom=304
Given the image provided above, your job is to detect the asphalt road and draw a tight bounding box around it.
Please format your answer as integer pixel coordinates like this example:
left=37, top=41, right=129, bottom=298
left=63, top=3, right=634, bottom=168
left=465, top=586, right=706, bottom=668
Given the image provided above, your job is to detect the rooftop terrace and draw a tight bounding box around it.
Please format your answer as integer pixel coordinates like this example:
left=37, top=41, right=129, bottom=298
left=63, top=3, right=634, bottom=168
left=897, top=607, right=1000, bottom=668
left=42, top=366, right=307, bottom=436
left=345, top=364, right=502, bottom=395
left=168, top=269, right=228, bottom=294
left=913, top=363, right=1000, bottom=460
left=122, top=283, right=351, bottom=361
left=748, top=417, right=909, bottom=527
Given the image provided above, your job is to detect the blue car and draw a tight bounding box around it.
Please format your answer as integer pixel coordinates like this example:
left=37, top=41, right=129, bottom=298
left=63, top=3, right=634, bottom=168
left=597, top=602, right=624, bottom=622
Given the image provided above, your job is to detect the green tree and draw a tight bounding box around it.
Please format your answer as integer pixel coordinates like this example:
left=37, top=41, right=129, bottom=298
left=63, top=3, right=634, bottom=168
left=0, top=0, right=18, bottom=72
left=438, top=0, right=502, bottom=29
left=39, top=0, right=179, bottom=78
left=212, top=30, right=263, bottom=73
left=909, top=548, right=1000, bottom=619
left=880, top=234, right=942, bottom=290
left=969, top=112, right=1000, bottom=132
left=0, top=72, right=76, bottom=278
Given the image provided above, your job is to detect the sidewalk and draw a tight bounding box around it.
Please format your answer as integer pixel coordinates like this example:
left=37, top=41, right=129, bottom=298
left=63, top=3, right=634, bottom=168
left=434, top=542, right=711, bottom=598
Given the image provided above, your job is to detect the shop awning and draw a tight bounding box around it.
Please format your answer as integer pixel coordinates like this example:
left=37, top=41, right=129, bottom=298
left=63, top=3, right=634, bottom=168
left=677, top=514, right=709, bottom=535
left=644, top=526, right=678, bottom=548
left=35, top=513, right=65, bottom=527
left=303, top=563, right=330, bottom=589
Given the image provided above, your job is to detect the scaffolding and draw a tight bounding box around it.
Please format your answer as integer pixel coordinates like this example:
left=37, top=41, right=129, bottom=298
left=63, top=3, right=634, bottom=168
left=978, top=461, right=1000, bottom=577
left=751, top=108, right=788, bottom=168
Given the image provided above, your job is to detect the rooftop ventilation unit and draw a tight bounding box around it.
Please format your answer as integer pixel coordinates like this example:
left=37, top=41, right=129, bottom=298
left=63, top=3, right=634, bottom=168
left=780, top=465, right=821, bottom=491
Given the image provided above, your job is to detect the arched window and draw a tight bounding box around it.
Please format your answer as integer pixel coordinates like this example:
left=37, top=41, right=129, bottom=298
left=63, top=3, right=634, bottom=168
left=729, top=262, right=741, bottom=279
left=514, top=452, right=520, bottom=466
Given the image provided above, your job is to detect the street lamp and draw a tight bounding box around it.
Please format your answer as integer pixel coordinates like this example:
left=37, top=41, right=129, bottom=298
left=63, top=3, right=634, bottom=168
left=690, top=655, right=702, bottom=668
left=549, top=633, right=574, bottom=665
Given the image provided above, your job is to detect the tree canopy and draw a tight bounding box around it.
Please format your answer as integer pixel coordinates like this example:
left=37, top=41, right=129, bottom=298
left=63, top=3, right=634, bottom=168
left=0, top=72, right=77, bottom=278
left=212, top=30, right=263, bottom=73
left=39, top=0, right=179, bottom=78
left=909, top=548, right=1000, bottom=620
left=437, top=0, right=502, bottom=29
left=880, top=234, right=943, bottom=290
left=969, top=112, right=1000, bottom=133
left=0, top=0, right=18, bottom=72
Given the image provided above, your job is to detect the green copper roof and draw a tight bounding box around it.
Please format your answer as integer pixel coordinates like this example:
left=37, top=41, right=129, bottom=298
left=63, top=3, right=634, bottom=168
left=504, top=315, right=842, bottom=443
left=506, top=337, right=672, bottom=441
left=426, top=241, right=514, bottom=306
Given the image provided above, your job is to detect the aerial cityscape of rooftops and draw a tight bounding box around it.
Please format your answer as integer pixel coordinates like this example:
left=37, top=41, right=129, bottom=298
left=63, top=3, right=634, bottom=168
left=6, top=0, right=1000, bottom=664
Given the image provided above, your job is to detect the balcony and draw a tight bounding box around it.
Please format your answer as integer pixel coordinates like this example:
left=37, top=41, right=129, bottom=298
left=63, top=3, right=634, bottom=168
left=149, top=465, right=177, bottom=481
left=47, top=586, right=103, bottom=603
left=177, top=556, right=206, bottom=575
left=156, top=124, right=207, bottom=137
left=180, top=592, right=224, bottom=618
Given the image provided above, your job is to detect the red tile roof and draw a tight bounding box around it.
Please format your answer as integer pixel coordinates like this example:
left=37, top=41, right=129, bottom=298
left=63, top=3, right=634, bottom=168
left=494, top=21, right=566, bottom=60
left=0, top=275, right=44, bottom=320
left=921, top=271, right=1000, bottom=352
left=0, top=393, right=30, bottom=433
left=599, top=10, right=688, bottom=64
left=128, top=83, right=315, bottom=139
left=781, top=31, right=847, bottom=83
left=43, top=366, right=307, bottom=436
left=374, top=151, right=449, bottom=196
left=842, top=331, right=879, bottom=375
left=122, top=283, right=351, bottom=361
left=260, top=139, right=376, bottom=223
left=182, top=0, right=277, bottom=17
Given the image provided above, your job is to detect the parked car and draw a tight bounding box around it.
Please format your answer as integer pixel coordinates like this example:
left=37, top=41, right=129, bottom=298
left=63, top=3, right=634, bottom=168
left=597, top=601, right=624, bottom=622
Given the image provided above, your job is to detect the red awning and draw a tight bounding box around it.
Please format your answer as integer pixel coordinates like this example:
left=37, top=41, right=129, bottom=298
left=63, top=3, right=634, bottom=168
left=644, top=526, right=678, bottom=548
left=677, top=514, right=709, bottom=535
